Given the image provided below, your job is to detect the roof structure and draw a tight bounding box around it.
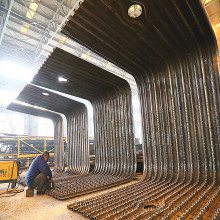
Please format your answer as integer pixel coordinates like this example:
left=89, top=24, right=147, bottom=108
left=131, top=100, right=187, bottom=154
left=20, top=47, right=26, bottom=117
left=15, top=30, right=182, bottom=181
left=0, top=0, right=137, bottom=89
left=0, top=0, right=219, bottom=139
left=0, top=0, right=219, bottom=69
left=1, top=0, right=218, bottom=90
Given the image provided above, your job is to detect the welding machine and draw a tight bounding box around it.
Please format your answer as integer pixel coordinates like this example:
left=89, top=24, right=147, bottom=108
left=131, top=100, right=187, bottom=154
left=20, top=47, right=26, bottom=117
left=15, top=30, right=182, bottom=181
left=0, top=160, right=20, bottom=188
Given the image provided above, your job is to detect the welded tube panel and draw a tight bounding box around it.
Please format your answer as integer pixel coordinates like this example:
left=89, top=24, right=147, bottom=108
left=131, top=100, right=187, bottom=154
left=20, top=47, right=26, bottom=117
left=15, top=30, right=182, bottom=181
left=66, top=106, right=89, bottom=175
left=53, top=116, right=64, bottom=171
left=63, top=0, right=220, bottom=218
left=30, top=48, right=136, bottom=199
left=7, top=102, right=65, bottom=171
left=16, top=84, right=89, bottom=175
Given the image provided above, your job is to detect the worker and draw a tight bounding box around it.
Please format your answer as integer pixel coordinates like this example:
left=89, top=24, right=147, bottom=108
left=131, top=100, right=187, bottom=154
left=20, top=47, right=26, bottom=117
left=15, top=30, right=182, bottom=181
left=25, top=151, right=52, bottom=195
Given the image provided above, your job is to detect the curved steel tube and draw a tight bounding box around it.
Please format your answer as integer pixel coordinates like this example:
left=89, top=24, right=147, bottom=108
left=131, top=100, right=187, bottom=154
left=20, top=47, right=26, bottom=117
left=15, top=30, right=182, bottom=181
left=16, top=84, right=89, bottom=175
left=30, top=48, right=136, bottom=199
left=63, top=0, right=220, bottom=218
left=6, top=102, right=65, bottom=171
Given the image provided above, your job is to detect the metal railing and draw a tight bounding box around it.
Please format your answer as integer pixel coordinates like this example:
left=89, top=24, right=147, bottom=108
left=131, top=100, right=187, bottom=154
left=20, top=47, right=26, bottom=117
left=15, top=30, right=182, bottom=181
left=0, top=136, right=67, bottom=159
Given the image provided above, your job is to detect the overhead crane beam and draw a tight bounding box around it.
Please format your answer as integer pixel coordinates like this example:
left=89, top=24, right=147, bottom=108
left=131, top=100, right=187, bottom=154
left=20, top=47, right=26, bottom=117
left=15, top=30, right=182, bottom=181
left=34, top=0, right=83, bottom=64
left=0, top=0, right=14, bottom=45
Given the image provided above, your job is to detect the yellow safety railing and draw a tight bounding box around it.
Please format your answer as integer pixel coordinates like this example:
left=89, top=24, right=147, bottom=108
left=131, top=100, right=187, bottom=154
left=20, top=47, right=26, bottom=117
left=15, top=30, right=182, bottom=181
left=0, top=137, right=66, bottom=159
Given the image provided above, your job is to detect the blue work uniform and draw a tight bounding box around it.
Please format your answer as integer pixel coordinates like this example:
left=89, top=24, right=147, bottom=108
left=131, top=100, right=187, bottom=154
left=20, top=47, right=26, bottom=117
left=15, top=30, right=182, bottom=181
left=25, top=155, right=52, bottom=187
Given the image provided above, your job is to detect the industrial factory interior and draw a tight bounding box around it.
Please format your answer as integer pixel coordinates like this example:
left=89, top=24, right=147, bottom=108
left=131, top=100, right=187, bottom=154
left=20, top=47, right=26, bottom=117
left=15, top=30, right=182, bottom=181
left=0, top=0, right=219, bottom=219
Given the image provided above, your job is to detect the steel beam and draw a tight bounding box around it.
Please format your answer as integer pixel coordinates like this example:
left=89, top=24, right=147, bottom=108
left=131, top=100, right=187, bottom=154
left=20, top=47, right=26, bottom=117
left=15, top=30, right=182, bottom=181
left=34, top=0, right=83, bottom=63
left=0, top=0, right=14, bottom=45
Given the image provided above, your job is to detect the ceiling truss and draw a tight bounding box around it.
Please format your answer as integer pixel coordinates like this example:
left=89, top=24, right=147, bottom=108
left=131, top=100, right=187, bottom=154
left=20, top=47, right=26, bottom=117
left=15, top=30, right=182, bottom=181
left=0, top=0, right=219, bottom=90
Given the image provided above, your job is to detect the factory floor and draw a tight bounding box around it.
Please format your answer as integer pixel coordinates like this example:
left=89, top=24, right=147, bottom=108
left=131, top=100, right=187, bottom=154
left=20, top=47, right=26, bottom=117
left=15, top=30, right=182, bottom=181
left=0, top=171, right=138, bottom=220
left=0, top=171, right=85, bottom=220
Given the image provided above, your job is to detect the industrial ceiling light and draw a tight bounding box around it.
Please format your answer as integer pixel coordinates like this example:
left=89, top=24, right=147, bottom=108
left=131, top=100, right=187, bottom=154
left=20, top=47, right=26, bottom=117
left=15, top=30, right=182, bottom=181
left=26, top=0, right=40, bottom=20
left=204, top=0, right=213, bottom=4
left=59, top=37, right=67, bottom=44
left=21, top=27, right=28, bottom=35
left=42, top=92, right=49, bottom=96
left=26, top=10, right=35, bottom=20
left=215, top=23, right=220, bottom=29
left=58, top=77, right=68, bottom=82
left=21, top=0, right=40, bottom=34
left=23, top=22, right=30, bottom=28
left=29, top=1, right=39, bottom=12
left=82, top=51, right=91, bottom=60
left=128, top=4, right=142, bottom=18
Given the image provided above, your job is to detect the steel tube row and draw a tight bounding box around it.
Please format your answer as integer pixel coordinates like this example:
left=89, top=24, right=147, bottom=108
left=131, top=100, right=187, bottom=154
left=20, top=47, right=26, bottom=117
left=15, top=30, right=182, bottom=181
left=66, top=106, right=89, bottom=175
left=31, top=48, right=136, bottom=199
left=67, top=56, right=219, bottom=217
left=63, top=0, right=220, bottom=218
left=53, top=114, right=64, bottom=171
left=6, top=102, right=65, bottom=171
left=46, top=173, right=126, bottom=200
left=92, top=88, right=135, bottom=179
left=16, top=84, right=89, bottom=174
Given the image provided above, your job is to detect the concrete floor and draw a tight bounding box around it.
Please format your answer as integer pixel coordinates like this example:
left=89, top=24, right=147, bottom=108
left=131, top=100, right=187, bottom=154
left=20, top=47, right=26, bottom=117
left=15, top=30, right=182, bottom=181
left=0, top=171, right=137, bottom=220
left=0, top=170, right=86, bottom=220
left=0, top=183, right=86, bottom=220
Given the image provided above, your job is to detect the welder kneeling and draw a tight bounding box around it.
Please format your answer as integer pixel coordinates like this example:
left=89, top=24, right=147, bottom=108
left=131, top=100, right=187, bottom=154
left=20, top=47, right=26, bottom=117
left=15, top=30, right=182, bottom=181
left=25, top=151, right=53, bottom=196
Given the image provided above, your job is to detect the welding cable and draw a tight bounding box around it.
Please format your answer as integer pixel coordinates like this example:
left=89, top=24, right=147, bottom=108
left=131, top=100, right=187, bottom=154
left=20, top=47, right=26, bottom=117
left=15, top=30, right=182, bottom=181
left=0, top=188, right=24, bottom=197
